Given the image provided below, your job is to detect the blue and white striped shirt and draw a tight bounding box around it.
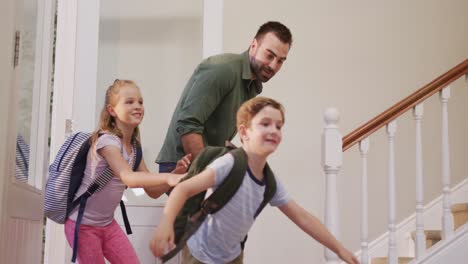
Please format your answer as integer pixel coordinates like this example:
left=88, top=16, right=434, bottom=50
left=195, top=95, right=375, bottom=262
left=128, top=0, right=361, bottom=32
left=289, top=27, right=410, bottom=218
left=187, top=153, right=291, bottom=263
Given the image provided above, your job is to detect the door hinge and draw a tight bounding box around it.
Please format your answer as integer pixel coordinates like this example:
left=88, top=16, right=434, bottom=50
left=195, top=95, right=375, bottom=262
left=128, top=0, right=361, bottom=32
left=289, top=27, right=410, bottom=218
left=65, top=119, right=74, bottom=137
left=14, top=30, right=20, bottom=68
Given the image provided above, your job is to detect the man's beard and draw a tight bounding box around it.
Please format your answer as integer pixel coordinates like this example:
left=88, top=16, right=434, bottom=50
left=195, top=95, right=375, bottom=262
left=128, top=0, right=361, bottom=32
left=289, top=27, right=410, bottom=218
left=250, top=56, right=274, bottom=83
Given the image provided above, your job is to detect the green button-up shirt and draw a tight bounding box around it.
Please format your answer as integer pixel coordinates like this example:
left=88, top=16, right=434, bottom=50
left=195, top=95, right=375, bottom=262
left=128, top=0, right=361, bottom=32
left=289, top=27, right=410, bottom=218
left=156, top=50, right=262, bottom=163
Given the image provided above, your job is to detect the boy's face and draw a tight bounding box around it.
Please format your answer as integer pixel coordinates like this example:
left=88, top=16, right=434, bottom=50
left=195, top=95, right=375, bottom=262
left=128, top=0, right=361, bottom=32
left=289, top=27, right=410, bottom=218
left=243, top=106, right=283, bottom=156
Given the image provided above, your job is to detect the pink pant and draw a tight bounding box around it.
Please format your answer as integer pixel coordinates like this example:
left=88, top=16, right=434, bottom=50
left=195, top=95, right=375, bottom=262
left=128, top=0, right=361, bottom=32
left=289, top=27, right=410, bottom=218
left=65, top=219, right=140, bottom=264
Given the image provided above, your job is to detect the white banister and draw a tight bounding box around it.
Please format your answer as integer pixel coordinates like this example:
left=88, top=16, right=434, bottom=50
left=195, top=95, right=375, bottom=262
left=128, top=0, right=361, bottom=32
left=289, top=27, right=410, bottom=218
left=359, top=138, right=370, bottom=264
left=439, top=86, right=454, bottom=239
left=386, top=121, right=398, bottom=264
left=413, top=103, right=426, bottom=258
left=321, top=108, right=343, bottom=264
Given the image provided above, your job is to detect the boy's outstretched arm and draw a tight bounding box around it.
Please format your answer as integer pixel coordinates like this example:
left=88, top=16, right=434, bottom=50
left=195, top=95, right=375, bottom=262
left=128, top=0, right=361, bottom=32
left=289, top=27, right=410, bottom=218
left=149, top=167, right=216, bottom=257
left=279, top=200, right=359, bottom=264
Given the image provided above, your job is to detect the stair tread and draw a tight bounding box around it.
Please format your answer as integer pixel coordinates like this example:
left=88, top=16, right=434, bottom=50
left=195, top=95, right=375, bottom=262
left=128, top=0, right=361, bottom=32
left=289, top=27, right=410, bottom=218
left=411, top=230, right=441, bottom=240
left=372, top=257, right=413, bottom=264
left=451, top=203, right=468, bottom=213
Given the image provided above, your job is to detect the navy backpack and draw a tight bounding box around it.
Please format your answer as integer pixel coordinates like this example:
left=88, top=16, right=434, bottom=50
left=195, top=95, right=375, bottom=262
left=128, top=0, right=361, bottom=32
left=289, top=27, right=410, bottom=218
left=44, top=132, right=142, bottom=262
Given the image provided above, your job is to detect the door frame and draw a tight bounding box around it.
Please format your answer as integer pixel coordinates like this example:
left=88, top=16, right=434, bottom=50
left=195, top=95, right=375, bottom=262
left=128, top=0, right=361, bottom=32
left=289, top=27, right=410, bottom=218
left=0, top=0, right=56, bottom=262
left=44, top=0, right=100, bottom=262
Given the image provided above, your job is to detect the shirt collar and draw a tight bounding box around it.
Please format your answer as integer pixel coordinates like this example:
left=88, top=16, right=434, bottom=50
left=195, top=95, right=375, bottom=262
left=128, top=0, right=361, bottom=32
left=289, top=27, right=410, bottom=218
left=241, top=50, right=263, bottom=94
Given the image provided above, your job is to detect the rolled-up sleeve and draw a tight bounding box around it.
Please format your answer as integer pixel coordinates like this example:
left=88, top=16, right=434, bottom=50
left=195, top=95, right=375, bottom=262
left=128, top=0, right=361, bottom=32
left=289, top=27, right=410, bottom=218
left=176, top=66, right=233, bottom=136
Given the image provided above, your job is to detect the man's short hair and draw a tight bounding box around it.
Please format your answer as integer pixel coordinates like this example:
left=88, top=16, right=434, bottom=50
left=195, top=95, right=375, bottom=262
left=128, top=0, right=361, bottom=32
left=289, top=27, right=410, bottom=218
left=254, top=21, right=293, bottom=47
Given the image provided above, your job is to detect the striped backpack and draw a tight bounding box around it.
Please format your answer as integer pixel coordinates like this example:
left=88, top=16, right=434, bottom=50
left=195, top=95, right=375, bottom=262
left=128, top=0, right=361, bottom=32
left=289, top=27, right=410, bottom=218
left=44, top=132, right=142, bottom=262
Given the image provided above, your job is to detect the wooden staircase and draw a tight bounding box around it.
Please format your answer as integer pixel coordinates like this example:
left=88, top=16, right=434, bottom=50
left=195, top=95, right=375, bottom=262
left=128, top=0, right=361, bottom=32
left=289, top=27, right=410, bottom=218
left=371, top=202, right=468, bottom=264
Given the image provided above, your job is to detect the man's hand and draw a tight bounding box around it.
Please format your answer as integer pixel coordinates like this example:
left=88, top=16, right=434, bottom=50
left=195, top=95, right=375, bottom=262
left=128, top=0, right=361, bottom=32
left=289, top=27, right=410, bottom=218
left=172, top=154, right=192, bottom=174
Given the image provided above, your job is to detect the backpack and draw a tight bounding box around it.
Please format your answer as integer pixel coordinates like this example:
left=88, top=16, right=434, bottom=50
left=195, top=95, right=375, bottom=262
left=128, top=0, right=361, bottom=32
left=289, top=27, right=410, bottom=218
left=161, top=146, right=277, bottom=263
left=44, top=132, right=142, bottom=262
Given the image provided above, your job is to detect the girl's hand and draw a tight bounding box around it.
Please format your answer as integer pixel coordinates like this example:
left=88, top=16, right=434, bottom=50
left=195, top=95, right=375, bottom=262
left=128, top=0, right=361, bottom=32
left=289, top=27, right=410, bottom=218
left=172, top=154, right=192, bottom=174
left=167, top=173, right=185, bottom=187
left=149, top=219, right=175, bottom=257
left=338, top=247, right=360, bottom=264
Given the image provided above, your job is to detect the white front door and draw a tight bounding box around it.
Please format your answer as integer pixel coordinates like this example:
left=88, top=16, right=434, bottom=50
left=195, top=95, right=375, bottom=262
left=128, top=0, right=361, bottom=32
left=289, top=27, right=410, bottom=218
left=0, top=0, right=55, bottom=262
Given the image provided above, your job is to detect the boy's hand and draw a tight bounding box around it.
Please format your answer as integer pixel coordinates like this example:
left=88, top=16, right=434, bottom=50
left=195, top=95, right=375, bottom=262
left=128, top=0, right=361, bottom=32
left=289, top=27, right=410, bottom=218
left=172, top=154, right=192, bottom=174
left=338, top=247, right=360, bottom=264
left=150, top=219, right=175, bottom=257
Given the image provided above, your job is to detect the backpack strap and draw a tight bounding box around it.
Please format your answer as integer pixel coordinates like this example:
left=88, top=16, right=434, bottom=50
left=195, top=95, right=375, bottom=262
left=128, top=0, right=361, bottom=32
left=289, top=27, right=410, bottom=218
left=254, top=162, right=277, bottom=218
left=201, top=147, right=248, bottom=214
left=70, top=139, right=142, bottom=263
left=161, top=147, right=247, bottom=263
left=240, top=162, right=277, bottom=250
left=119, top=142, right=142, bottom=235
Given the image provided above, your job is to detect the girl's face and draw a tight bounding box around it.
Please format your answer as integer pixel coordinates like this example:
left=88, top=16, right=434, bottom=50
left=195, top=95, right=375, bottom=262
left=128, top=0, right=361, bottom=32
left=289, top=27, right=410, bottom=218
left=242, top=105, right=283, bottom=156
left=109, top=85, right=144, bottom=128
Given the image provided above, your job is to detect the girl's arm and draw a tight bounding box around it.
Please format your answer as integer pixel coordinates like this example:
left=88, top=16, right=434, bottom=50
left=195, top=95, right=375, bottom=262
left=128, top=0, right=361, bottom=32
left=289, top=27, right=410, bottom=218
left=150, top=167, right=216, bottom=257
left=99, top=145, right=184, bottom=189
left=279, top=200, right=359, bottom=264
left=138, top=159, right=169, bottom=199
left=143, top=154, right=192, bottom=198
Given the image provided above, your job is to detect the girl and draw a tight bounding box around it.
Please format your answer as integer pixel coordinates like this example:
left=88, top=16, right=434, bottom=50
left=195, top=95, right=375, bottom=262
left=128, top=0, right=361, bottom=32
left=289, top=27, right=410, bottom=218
left=150, top=97, right=359, bottom=264
left=65, top=79, right=190, bottom=264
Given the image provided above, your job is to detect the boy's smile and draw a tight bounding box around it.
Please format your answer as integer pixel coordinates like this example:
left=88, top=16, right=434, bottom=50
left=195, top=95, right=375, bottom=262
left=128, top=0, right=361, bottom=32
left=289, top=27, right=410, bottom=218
left=244, top=105, right=283, bottom=156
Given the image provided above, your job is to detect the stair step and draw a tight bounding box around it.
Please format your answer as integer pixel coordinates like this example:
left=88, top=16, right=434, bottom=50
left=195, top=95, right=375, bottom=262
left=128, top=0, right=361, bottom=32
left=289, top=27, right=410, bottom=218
left=371, top=257, right=413, bottom=264
left=452, top=203, right=468, bottom=229
left=410, top=230, right=441, bottom=249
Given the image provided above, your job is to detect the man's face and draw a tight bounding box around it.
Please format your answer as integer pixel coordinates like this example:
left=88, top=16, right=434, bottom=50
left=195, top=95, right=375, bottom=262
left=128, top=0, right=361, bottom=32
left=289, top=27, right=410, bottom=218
left=249, top=32, right=290, bottom=83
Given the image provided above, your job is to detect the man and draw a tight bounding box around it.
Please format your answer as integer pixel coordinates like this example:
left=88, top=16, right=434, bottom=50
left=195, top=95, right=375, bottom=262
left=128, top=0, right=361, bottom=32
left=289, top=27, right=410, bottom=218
left=156, top=21, right=292, bottom=173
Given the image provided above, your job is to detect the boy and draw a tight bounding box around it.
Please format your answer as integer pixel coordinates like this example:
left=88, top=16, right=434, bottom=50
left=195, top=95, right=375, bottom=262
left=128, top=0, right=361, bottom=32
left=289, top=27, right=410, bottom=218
left=151, top=97, right=359, bottom=264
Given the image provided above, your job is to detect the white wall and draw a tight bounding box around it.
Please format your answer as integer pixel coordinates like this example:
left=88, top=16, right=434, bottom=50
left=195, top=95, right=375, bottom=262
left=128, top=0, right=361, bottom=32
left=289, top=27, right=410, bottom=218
left=93, top=0, right=468, bottom=263
left=97, top=0, right=203, bottom=205
left=223, top=1, right=468, bottom=263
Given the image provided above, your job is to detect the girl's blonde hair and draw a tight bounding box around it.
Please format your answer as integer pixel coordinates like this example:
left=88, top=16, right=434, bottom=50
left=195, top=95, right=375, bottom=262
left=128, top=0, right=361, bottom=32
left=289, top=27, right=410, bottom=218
left=236, top=96, right=285, bottom=129
left=91, top=79, right=141, bottom=145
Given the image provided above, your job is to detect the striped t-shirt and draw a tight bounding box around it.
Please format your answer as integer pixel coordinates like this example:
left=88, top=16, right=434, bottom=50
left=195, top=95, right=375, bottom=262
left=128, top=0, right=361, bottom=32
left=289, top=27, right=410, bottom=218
left=68, top=134, right=133, bottom=226
left=187, top=153, right=291, bottom=263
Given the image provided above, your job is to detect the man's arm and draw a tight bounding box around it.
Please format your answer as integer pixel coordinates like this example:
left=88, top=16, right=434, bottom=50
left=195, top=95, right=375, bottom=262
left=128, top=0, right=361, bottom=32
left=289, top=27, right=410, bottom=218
left=181, top=133, right=204, bottom=160
left=176, top=66, right=233, bottom=158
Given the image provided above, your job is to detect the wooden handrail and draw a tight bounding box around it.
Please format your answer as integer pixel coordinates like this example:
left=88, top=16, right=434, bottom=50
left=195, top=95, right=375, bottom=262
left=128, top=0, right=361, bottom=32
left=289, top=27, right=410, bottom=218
left=343, top=59, right=468, bottom=151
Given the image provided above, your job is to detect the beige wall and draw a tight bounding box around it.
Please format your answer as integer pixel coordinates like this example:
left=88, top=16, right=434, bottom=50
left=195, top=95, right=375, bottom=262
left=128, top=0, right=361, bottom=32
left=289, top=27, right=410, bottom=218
left=223, top=0, right=468, bottom=263
left=95, top=0, right=468, bottom=263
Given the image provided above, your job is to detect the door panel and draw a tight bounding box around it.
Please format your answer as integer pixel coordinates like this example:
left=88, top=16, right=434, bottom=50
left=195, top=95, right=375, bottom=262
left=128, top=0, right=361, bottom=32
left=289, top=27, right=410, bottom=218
left=15, top=0, right=38, bottom=186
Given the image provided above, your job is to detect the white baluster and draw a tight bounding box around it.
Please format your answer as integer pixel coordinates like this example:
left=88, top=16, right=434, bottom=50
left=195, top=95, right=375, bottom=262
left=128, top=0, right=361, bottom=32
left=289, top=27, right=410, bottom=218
left=359, top=138, right=370, bottom=264
left=321, top=108, right=343, bottom=264
left=386, top=121, right=398, bottom=264
left=413, top=103, right=426, bottom=258
left=440, top=87, right=454, bottom=239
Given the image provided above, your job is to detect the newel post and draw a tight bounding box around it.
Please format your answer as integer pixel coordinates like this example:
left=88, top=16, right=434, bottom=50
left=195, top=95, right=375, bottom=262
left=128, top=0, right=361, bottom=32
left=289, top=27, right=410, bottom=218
left=322, top=108, right=343, bottom=264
